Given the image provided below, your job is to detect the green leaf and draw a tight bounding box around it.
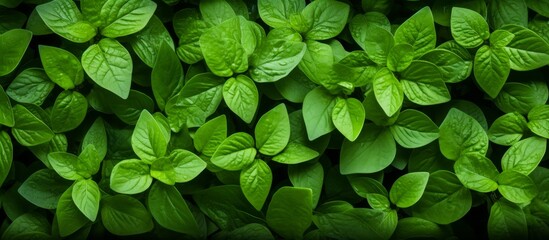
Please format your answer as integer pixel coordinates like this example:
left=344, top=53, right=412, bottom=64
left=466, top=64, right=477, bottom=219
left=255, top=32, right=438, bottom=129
left=420, top=49, right=472, bottom=83
left=56, top=186, right=90, bottom=237
left=199, top=0, right=236, bottom=25
left=528, top=105, right=549, bottom=138
left=18, top=169, right=71, bottom=209
left=488, top=0, right=528, bottom=29
left=313, top=208, right=397, bottom=240
left=227, top=223, right=274, bottom=240
left=340, top=123, right=396, bottom=174
left=454, top=153, right=499, bottom=192
left=148, top=182, right=203, bottom=237
left=82, top=38, right=133, bottom=99
left=258, top=0, right=305, bottom=28
left=451, top=7, right=490, bottom=48
left=0, top=212, right=51, bottom=240
left=255, top=104, right=290, bottom=156
left=488, top=199, right=528, bottom=240
left=391, top=217, right=446, bottom=240
left=81, top=0, right=156, bottom=38
left=132, top=110, right=168, bottom=163
left=272, top=143, right=319, bottom=164
left=130, top=15, right=174, bottom=68
left=302, top=0, right=350, bottom=40
left=275, top=68, right=317, bottom=103
left=288, top=162, right=323, bottom=208
left=150, top=149, right=206, bottom=185
left=109, top=159, right=152, bottom=194
left=82, top=117, right=108, bottom=161
left=152, top=42, right=183, bottom=111
left=490, top=29, right=515, bottom=48
left=411, top=170, right=472, bottom=224
left=390, top=109, right=439, bottom=149
left=298, top=41, right=334, bottom=89
left=488, top=112, right=528, bottom=146
left=250, top=39, right=306, bottom=83
left=501, top=137, right=546, bottom=175
left=47, top=151, right=89, bottom=181
left=360, top=25, right=394, bottom=65
left=50, top=91, right=88, bottom=133
left=394, top=7, right=436, bottom=57
left=194, top=115, right=227, bottom=157
left=331, top=97, right=365, bottom=142
left=302, top=87, right=336, bottom=140
left=0, top=29, right=32, bottom=76
left=11, top=104, right=54, bottom=147
left=387, top=43, right=414, bottom=72
left=36, top=0, right=96, bottom=43
left=211, top=132, right=256, bottom=171
left=266, top=187, right=313, bottom=239
left=494, top=81, right=548, bottom=114
left=501, top=24, right=549, bottom=70
left=0, top=86, right=14, bottom=127
left=389, top=172, right=429, bottom=208
left=372, top=68, right=403, bottom=117
left=498, top=170, right=538, bottom=204
left=101, top=195, right=154, bottom=236
left=71, top=179, right=100, bottom=221
left=349, top=12, right=391, bottom=50
left=223, top=75, right=259, bottom=123
left=0, top=131, right=13, bottom=187
left=28, top=133, right=68, bottom=169
left=38, top=45, right=83, bottom=90
left=173, top=8, right=210, bottom=64
left=7, top=68, right=55, bottom=106
left=400, top=61, right=450, bottom=105
left=408, top=142, right=453, bottom=173
left=240, top=159, right=272, bottom=211
left=439, top=108, right=488, bottom=160
left=474, top=45, right=510, bottom=98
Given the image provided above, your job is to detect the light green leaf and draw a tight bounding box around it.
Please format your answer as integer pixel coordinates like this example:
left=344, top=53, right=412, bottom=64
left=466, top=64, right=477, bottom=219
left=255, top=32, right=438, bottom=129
left=130, top=15, right=174, bottom=68
left=0, top=131, right=13, bottom=187
left=302, top=87, right=336, bottom=140
left=249, top=39, right=306, bottom=83
left=255, top=104, right=290, bottom=156
left=390, top=109, right=439, bottom=149
left=152, top=42, right=183, bottom=111
left=331, top=97, right=365, bottom=141
left=400, top=61, right=450, bottom=105
left=194, top=115, right=227, bottom=157
left=50, top=91, right=88, bottom=133
left=132, top=110, right=169, bottom=163
left=7, top=68, right=55, bottom=105
left=439, top=108, right=488, bottom=160
left=360, top=25, right=394, bottom=65
left=199, top=0, right=236, bottom=25
left=488, top=112, right=528, bottom=146
left=0, top=29, right=32, bottom=76
left=411, top=170, right=472, bottom=224
left=36, top=0, right=96, bottom=43
left=266, top=187, right=313, bottom=239
left=211, top=132, right=256, bottom=171
left=56, top=186, right=90, bottom=237
left=389, top=172, right=429, bottom=208
left=38, top=45, right=83, bottom=90
left=474, top=45, right=510, bottom=98
left=490, top=29, right=515, bottom=48
left=82, top=117, right=108, bottom=161
left=454, top=153, right=499, bottom=192
left=47, top=152, right=83, bottom=180
left=527, top=105, right=549, bottom=138
left=82, top=38, right=133, bottom=99
left=258, top=0, right=305, bottom=28
left=72, top=179, right=101, bottom=221
left=272, top=143, right=319, bottom=164
left=372, top=67, right=403, bottom=117
left=11, top=104, right=54, bottom=147
left=420, top=49, right=472, bottom=83
left=501, top=137, right=546, bottom=175
left=150, top=149, right=206, bottom=185
left=101, top=195, right=154, bottom=236
left=298, top=41, right=334, bottom=89
left=240, top=159, right=272, bottom=211
left=302, top=0, right=350, bottom=40
left=488, top=199, right=528, bottom=240
left=394, top=7, right=436, bottom=57
left=501, top=24, right=549, bottom=70
left=109, top=159, right=152, bottom=194
left=17, top=169, right=71, bottom=209
left=494, top=81, right=548, bottom=114
left=498, top=170, right=537, bottom=204
left=340, top=123, right=396, bottom=174
left=488, top=0, right=528, bottom=29
left=288, top=162, right=323, bottom=208
left=451, top=7, right=490, bottom=48
left=349, top=12, right=391, bottom=50
left=173, top=8, right=210, bottom=64
left=275, top=68, right=317, bottom=103
left=223, top=75, right=259, bottom=123
left=148, top=182, right=204, bottom=237
left=387, top=43, right=414, bottom=72
left=81, top=0, right=156, bottom=38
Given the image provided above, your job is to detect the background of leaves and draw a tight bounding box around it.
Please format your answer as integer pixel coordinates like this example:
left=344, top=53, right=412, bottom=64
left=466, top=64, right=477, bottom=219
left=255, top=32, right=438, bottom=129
left=1, top=0, right=549, bottom=239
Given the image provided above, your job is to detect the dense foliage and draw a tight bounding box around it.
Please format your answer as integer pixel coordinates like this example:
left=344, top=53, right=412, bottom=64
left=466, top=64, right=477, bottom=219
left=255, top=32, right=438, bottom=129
left=1, top=0, right=549, bottom=239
